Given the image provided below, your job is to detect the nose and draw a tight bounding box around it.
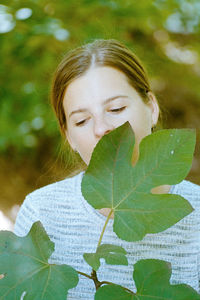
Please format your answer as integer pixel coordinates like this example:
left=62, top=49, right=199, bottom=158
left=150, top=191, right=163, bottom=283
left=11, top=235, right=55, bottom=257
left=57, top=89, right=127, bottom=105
left=93, top=118, right=114, bottom=139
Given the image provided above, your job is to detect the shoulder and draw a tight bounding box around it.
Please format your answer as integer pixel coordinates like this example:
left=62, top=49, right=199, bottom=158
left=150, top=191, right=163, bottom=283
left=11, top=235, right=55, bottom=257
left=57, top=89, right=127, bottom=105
left=26, top=171, right=84, bottom=204
left=16, top=171, right=84, bottom=216
left=14, top=171, right=84, bottom=236
left=172, top=179, right=200, bottom=209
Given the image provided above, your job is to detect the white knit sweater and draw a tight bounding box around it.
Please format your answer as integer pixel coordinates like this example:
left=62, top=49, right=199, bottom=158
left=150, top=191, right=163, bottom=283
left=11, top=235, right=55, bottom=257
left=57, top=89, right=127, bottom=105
left=14, top=171, right=200, bottom=299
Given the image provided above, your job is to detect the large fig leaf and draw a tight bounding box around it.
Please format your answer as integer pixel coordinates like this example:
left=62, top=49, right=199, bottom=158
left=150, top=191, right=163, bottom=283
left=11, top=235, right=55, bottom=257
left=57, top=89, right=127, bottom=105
left=0, top=221, right=79, bottom=299
left=83, top=244, right=128, bottom=271
left=95, top=259, right=200, bottom=300
left=81, top=122, right=196, bottom=241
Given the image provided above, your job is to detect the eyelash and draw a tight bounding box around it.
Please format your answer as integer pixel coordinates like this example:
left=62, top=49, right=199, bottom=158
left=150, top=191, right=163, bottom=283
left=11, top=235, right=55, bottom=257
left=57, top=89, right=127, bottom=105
left=75, top=106, right=126, bottom=127
left=110, top=106, right=126, bottom=113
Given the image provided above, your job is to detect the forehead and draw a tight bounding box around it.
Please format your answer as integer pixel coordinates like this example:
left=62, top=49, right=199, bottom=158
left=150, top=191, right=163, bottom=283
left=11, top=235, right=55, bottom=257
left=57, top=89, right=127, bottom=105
left=63, top=66, right=138, bottom=115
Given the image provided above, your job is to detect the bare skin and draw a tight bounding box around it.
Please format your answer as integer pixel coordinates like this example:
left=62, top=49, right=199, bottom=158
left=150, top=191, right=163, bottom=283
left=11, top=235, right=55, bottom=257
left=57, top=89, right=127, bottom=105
left=63, top=66, right=171, bottom=218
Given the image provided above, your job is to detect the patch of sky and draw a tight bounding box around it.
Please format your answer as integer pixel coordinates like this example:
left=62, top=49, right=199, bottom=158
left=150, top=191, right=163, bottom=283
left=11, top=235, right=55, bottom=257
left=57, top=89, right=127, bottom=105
left=15, top=8, right=32, bottom=20
left=164, top=42, right=198, bottom=64
left=180, top=1, right=200, bottom=18
left=0, top=5, right=16, bottom=33
left=54, top=28, right=70, bottom=41
left=18, top=121, right=31, bottom=135
left=165, top=9, right=200, bottom=34
left=31, top=117, right=44, bottom=130
left=18, top=117, right=44, bottom=134
left=33, top=18, right=70, bottom=41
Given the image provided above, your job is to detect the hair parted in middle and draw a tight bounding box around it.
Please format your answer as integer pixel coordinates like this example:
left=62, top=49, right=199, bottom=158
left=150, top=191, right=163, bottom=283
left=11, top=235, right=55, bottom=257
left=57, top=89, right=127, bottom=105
left=50, top=38, right=166, bottom=175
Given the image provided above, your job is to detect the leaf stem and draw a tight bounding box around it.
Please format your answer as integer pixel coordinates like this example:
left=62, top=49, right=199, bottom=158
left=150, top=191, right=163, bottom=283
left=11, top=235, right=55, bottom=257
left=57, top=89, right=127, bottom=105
left=77, top=270, right=92, bottom=280
left=79, top=209, right=114, bottom=291
left=77, top=270, right=135, bottom=294
left=97, top=209, right=113, bottom=249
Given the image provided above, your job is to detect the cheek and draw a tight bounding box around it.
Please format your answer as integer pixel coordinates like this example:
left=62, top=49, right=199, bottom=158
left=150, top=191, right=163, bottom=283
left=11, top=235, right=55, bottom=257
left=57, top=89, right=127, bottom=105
left=72, top=130, right=95, bottom=153
left=73, top=134, right=85, bottom=148
left=129, top=112, right=151, bottom=141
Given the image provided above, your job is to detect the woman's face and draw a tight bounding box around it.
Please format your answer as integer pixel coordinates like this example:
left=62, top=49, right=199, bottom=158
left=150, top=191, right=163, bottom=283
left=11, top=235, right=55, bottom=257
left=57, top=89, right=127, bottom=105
left=63, top=66, right=159, bottom=165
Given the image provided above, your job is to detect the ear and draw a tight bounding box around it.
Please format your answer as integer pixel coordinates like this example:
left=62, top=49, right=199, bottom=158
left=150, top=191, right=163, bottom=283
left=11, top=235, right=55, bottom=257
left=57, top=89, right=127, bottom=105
left=146, top=91, right=159, bottom=127
left=65, top=129, right=76, bottom=151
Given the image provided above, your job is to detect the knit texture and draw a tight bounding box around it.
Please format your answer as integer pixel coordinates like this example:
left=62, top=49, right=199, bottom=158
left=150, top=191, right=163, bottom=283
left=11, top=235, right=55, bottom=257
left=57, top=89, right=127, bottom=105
left=14, top=172, right=200, bottom=299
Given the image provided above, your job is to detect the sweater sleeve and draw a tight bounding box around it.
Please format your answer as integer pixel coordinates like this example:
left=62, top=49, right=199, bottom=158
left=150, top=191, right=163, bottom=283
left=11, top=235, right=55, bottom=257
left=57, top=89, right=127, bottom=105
left=197, top=196, right=200, bottom=293
left=14, top=194, right=40, bottom=237
left=198, top=222, right=200, bottom=293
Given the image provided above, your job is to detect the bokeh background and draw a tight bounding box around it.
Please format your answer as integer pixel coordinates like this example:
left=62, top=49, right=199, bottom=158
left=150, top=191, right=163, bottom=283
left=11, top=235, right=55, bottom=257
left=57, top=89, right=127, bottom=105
left=0, top=0, right=200, bottom=230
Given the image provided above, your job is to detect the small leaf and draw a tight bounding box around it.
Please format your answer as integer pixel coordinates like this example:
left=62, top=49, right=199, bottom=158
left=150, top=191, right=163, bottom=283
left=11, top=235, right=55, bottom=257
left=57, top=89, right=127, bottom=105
left=83, top=253, right=100, bottom=271
left=0, top=221, right=79, bottom=300
left=82, top=122, right=196, bottom=241
left=83, top=244, right=128, bottom=271
left=95, top=259, right=200, bottom=300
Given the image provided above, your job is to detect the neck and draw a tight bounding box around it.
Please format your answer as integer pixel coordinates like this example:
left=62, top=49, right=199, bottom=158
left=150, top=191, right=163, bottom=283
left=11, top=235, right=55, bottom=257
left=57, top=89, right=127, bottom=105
left=151, top=184, right=171, bottom=194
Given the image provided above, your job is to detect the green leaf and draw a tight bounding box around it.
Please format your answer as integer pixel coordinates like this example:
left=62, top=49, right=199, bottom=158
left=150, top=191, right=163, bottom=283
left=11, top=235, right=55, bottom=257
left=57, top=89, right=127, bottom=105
left=82, top=122, right=196, bottom=241
left=95, top=284, right=133, bottom=300
left=83, top=244, right=128, bottom=271
left=0, top=221, right=79, bottom=300
left=95, top=259, right=200, bottom=300
left=133, top=259, right=200, bottom=299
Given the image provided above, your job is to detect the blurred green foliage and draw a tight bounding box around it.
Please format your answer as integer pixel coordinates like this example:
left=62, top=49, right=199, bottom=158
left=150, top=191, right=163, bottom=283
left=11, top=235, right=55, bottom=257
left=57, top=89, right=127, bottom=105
left=0, top=0, right=200, bottom=158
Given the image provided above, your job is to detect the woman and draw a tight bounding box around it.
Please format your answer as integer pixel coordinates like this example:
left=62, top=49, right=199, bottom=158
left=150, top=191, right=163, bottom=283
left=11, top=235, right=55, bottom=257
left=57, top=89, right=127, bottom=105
left=14, top=39, right=200, bottom=299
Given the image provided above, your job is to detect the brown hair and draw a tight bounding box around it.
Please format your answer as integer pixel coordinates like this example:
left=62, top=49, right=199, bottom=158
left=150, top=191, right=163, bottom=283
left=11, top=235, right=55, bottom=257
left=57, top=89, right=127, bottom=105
left=50, top=38, right=165, bottom=176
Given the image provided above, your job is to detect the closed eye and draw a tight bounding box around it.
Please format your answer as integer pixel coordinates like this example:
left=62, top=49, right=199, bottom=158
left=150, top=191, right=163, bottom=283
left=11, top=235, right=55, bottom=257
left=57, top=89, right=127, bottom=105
left=75, top=106, right=126, bottom=126
left=109, top=106, right=126, bottom=113
left=75, top=119, right=87, bottom=126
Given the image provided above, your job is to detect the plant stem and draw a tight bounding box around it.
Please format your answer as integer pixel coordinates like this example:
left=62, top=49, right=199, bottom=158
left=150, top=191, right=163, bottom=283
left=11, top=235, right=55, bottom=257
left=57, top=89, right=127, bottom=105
left=77, top=270, right=92, bottom=280
left=91, top=270, right=101, bottom=290
left=78, top=211, right=136, bottom=294
left=93, top=209, right=112, bottom=288
left=97, top=209, right=113, bottom=249
left=77, top=270, right=135, bottom=294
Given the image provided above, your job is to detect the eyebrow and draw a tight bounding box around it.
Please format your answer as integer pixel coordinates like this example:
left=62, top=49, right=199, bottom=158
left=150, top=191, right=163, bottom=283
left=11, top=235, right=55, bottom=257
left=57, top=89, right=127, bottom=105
left=69, top=95, right=129, bottom=118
